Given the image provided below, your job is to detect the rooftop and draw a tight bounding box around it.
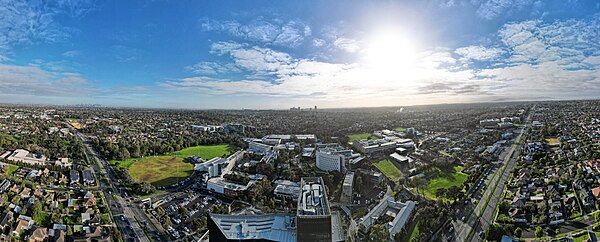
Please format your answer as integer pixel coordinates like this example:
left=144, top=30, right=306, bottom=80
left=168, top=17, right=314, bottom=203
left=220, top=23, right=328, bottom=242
left=297, top=177, right=330, bottom=216
left=209, top=213, right=296, bottom=242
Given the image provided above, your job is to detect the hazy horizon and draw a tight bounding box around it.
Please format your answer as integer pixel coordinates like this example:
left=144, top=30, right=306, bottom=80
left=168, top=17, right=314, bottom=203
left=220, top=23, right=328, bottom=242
left=1, top=0, right=599, bottom=109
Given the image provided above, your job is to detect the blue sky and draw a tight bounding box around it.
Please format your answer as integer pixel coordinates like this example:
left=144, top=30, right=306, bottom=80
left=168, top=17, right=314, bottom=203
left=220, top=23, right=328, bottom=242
left=0, top=0, right=599, bottom=109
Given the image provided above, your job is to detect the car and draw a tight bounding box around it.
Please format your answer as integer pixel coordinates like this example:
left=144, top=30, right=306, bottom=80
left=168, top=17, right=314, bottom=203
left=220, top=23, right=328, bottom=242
left=461, top=216, right=466, bottom=221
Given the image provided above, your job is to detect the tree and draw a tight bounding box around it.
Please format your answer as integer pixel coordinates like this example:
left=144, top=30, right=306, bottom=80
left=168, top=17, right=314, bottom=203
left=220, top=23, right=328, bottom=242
left=435, top=188, right=447, bottom=199
left=191, top=217, right=207, bottom=232
left=514, top=227, right=522, bottom=237
left=118, top=147, right=130, bottom=160
left=369, top=224, right=390, bottom=241
left=535, top=226, right=543, bottom=238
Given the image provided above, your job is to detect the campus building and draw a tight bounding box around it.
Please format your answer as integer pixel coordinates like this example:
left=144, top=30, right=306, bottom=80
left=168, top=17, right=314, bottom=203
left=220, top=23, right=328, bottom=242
left=340, top=172, right=354, bottom=204
left=359, top=195, right=416, bottom=240
left=296, top=177, right=332, bottom=242
left=316, top=149, right=346, bottom=172
left=207, top=177, right=343, bottom=242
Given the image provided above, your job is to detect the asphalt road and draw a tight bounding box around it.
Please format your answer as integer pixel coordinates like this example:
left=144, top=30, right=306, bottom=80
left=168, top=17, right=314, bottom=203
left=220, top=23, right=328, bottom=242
left=453, top=107, right=533, bottom=242
left=75, top=130, right=154, bottom=242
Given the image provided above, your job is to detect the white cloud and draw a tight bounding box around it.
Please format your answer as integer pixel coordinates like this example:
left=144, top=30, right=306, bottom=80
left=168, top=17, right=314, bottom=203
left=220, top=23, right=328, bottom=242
left=0, top=54, right=12, bottom=62
left=333, top=38, right=361, bottom=53
left=62, top=50, right=81, bottom=58
left=476, top=0, right=535, bottom=20
left=164, top=16, right=600, bottom=106
left=0, top=63, right=96, bottom=97
left=455, top=46, right=505, bottom=61
left=312, top=38, right=326, bottom=47
left=201, top=17, right=311, bottom=47
left=185, top=61, right=241, bottom=75
left=499, top=17, right=600, bottom=65
left=0, top=0, right=94, bottom=52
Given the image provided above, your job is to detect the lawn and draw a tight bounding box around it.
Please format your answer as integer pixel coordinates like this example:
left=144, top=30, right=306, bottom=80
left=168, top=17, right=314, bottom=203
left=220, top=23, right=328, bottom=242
left=424, top=166, right=468, bottom=200
left=170, top=144, right=231, bottom=160
left=109, top=158, right=137, bottom=169
left=128, top=156, right=194, bottom=187
left=394, top=127, right=406, bottom=132
left=374, top=159, right=402, bottom=183
left=7, top=165, right=18, bottom=175
left=408, top=223, right=420, bottom=242
left=110, top=144, right=231, bottom=169
left=572, top=233, right=589, bottom=242
left=546, top=137, right=560, bottom=145
left=348, top=133, right=377, bottom=143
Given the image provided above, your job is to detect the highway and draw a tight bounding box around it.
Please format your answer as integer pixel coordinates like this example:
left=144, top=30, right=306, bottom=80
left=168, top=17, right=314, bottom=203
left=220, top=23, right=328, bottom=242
left=453, top=106, right=534, bottom=242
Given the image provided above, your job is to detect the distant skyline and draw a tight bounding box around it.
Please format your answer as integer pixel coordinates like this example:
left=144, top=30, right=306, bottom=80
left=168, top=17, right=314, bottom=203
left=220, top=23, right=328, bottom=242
left=1, top=0, right=599, bottom=109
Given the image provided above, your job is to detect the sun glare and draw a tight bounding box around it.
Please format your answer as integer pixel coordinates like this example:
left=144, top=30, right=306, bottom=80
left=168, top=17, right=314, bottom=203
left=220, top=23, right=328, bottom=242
left=363, top=30, right=419, bottom=76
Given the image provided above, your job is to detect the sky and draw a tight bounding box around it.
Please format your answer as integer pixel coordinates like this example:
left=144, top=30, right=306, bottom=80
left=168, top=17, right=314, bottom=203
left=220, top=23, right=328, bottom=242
left=0, top=0, right=599, bottom=109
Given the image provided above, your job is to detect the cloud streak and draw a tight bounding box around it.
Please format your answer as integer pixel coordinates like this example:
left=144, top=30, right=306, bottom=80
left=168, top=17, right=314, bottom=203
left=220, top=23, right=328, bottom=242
left=201, top=17, right=311, bottom=47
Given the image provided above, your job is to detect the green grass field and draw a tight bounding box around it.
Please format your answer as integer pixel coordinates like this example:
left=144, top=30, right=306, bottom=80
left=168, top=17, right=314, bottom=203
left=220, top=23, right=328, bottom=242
left=408, top=223, right=420, bottom=242
left=170, top=144, right=231, bottom=160
left=424, top=166, right=468, bottom=200
left=110, top=144, right=231, bottom=187
left=394, top=127, right=406, bottom=132
left=374, top=159, right=402, bottom=182
left=6, top=165, right=18, bottom=175
left=128, top=156, right=194, bottom=187
left=110, top=144, right=232, bottom=169
left=109, top=158, right=137, bottom=169
left=348, top=133, right=377, bottom=143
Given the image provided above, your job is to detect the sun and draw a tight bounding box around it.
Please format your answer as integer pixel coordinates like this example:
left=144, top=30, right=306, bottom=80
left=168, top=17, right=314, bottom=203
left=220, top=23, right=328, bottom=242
left=363, top=30, right=418, bottom=73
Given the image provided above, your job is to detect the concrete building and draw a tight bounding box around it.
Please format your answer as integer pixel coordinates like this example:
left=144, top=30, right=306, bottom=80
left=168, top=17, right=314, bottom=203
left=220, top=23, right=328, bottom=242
left=274, top=180, right=301, bottom=202
left=6, top=149, right=47, bottom=165
left=54, top=158, right=72, bottom=168
left=389, top=153, right=410, bottom=164
left=359, top=196, right=416, bottom=240
left=297, top=177, right=332, bottom=242
left=206, top=177, right=343, bottom=242
left=195, top=151, right=244, bottom=178
left=206, top=177, right=252, bottom=198
left=316, top=149, right=346, bottom=172
left=352, top=139, right=397, bottom=156
left=480, top=119, right=500, bottom=128
left=248, top=141, right=274, bottom=155
left=207, top=213, right=297, bottom=242
left=340, top=172, right=354, bottom=204
left=295, top=134, right=317, bottom=142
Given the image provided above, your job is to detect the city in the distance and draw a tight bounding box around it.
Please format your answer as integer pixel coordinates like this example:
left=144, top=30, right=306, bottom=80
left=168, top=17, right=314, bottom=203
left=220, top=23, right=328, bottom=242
left=0, top=1, right=599, bottom=242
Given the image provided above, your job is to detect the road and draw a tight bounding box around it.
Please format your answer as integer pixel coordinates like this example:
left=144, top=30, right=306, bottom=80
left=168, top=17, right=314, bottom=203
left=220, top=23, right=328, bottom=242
left=453, top=106, right=534, bottom=242
left=74, top=129, right=156, bottom=242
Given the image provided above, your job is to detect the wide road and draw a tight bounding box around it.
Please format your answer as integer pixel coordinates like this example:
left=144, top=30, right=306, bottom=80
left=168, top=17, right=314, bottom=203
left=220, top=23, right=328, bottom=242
left=74, top=129, right=154, bottom=242
left=454, top=106, right=534, bottom=242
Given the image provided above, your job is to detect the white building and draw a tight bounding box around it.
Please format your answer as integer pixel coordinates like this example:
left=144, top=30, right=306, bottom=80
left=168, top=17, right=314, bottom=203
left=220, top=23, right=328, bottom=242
left=6, top=149, right=47, bottom=165
left=316, top=150, right=346, bottom=172
left=248, top=141, right=274, bottom=154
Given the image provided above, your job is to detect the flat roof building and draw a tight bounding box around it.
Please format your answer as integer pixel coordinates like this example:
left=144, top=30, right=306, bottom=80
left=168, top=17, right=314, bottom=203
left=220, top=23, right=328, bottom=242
left=274, top=180, right=301, bottom=202
left=341, top=172, right=354, bottom=204
left=297, top=177, right=331, bottom=242
left=359, top=195, right=416, bottom=240
left=206, top=177, right=342, bottom=242
left=207, top=213, right=297, bottom=242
